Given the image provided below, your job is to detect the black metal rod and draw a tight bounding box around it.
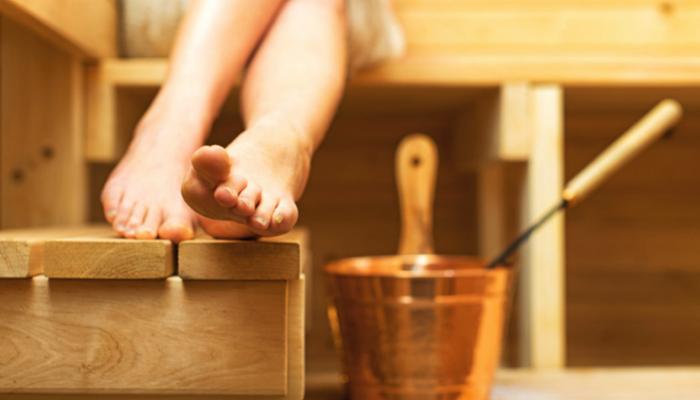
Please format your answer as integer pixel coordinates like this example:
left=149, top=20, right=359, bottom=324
left=486, top=199, right=569, bottom=269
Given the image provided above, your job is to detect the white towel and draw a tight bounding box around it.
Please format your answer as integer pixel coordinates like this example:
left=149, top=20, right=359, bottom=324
left=120, top=0, right=405, bottom=71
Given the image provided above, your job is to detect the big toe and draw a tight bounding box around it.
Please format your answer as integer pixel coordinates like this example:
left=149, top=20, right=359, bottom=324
left=191, top=145, right=231, bottom=186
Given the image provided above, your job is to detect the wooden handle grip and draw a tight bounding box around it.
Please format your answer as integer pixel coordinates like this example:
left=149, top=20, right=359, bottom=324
left=396, top=133, right=438, bottom=255
left=562, top=99, right=682, bottom=206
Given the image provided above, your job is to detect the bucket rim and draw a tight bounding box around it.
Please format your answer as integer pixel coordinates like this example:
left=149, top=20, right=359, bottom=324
left=324, top=254, right=509, bottom=278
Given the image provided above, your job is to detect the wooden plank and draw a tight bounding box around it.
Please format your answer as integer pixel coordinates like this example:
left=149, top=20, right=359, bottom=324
left=178, top=229, right=305, bottom=280
left=398, top=8, right=700, bottom=56
left=285, top=276, right=305, bottom=400
left=492, top=368, right=700, bottom=399
left=454, top=82, right=532, bottom=170
left=43, top=232, right=174, bottom=279
left=518, top=84, right=565, bottom=368
left=0, top=277, right=288, bottom=395
left=0, top=0, right=116, bottom=59
left=0, top=226, right=108, bottom=278
left=84, top=64, right=116, bottom=161
left=0, top=17, right=87, bottom=228
left=92, top=55, right=700, bottom=89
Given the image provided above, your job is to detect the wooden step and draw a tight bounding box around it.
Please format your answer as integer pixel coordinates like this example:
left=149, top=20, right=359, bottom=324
left=0, top=225, right=308, bottom=279
left=0, top=226, right=306, bottom=399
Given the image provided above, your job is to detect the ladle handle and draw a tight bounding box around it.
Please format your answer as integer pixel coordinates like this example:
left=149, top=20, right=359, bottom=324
left=396, top=133, right=438, bottom=255
left=563, top=99, right=683, bottom=206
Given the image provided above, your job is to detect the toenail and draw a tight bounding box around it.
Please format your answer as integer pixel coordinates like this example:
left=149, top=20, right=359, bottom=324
left=273, top=213, right=284, bottom=225
left=239, top=197, right=250, bottom=209
left=254, top=216, right=268, bottom=227
left=125, top=228, right=136, bottom=235
left=223, top=187, right=236, bottom=200
left=116, top=223, right=126, bottom=231
left=137, top=227, right=154, bottom=237
left=107, top=209, right=117, bottom=218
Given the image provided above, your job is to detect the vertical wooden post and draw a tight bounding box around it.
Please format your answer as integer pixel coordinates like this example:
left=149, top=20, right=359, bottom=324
left=85, top=63, right=117, bottom=161
left=518, top=84, right=565, bottom=368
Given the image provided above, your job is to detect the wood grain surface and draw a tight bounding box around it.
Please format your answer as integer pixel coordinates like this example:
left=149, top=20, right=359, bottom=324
left=43, top=234, right=173, bottom=279
left=0, top=277, right=288, bottom=395
left=178, top=231, right=304, bottom=280
left=0, top=0, right=116, bottom=59
left=0, top=226, right=111, bottom=278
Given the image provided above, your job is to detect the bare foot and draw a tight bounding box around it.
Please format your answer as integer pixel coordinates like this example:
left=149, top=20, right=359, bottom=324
left=101, top=107, right=206, bottom=242
left=181, top=122, right=311, bottom=238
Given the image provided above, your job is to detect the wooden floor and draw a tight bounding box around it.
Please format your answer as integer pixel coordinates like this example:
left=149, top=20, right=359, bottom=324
left=306, top=369, right=700, bottom=400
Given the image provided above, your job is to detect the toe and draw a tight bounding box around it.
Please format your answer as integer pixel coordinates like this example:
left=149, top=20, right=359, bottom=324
left=113, top=198, right=136, bottom=236
left=125, top=203, right=147, bottom=238
left=248, top=194, right=279, bottom=233
left=158, top=208, right=194, bottom=243
left=135, top=207, right=161, bottom=239
left=213, top=173, right=247, bottom=208
left=183, top=173, right=245, bottom=221
left=101, top=185, right=123, bottom=223
left=232, top=182, right=261, bottom=217
left=269, top=197, right=298, bottom=234
left=191, top=145, right=231, bottom=186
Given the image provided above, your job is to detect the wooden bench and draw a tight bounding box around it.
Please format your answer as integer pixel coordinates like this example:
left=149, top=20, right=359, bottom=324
left=0, top=226, right=306, bottom=399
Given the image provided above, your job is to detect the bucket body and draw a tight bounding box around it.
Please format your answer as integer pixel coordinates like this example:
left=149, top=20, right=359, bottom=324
left=325, top=255, right=511, bottom=400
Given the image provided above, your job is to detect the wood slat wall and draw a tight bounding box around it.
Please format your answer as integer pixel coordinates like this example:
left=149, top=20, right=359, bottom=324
left=564, top=99, right=700, bottom=366
left=0, top=17, right=86, bottom=229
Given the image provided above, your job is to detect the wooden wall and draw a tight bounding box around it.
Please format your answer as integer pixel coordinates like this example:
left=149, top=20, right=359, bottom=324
left=0, top=18, right=86, bottom=229
left=564, top=89, right=700, bottom=366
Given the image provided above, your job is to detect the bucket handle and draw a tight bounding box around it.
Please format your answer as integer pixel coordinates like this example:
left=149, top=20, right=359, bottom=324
left=396, top=133, right=438, bottom=255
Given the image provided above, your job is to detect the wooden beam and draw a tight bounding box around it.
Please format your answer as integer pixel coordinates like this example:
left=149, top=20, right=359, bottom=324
left=178, top=238, right=301, bottom=280
left=0, top=226, right=107, bottom=277
left=286, top=277, right=305, bottom=400
left=0, top=0, right=116, bottom=59
left=43, top=233, right=174, bottom=279
left=518, top=84, right=566, bottom=368
left=454, top=82, right=532, bottom=170
left=91, top=55, right=700, bottom=89
left=0, top=277, right=288, bottom=395
left=84, top=64, right=117, bottom=161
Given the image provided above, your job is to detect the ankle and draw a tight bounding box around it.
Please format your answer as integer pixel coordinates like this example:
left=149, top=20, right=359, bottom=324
left=245, top=117, right=315, bottom=158
left=133, top=98, right=212, bottom=153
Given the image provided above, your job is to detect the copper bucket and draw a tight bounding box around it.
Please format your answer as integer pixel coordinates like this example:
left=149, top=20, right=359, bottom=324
left=325, top=134, right=512, bottom=400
